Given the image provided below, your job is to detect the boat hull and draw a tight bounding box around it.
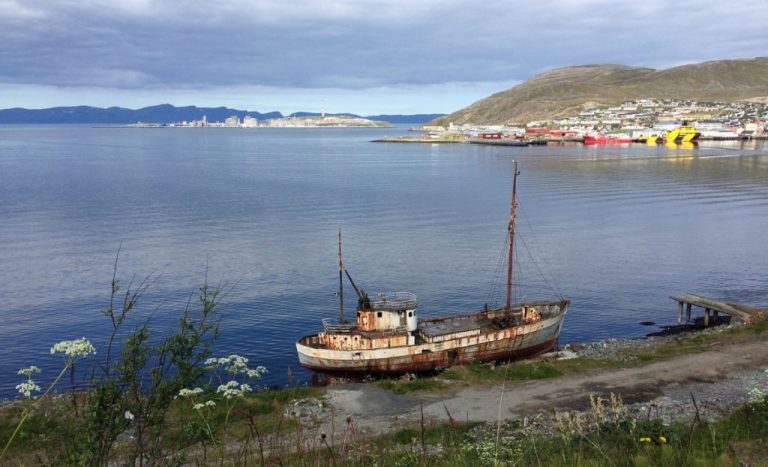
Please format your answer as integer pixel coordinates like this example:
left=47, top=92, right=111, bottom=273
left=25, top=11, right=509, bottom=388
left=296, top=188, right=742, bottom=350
left=296, top=303, right=567, bottom=374
left=583, top=135, right=632, bottom=145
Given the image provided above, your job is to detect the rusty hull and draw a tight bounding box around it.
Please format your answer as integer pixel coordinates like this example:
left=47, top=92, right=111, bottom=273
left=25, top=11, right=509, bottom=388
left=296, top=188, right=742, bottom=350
left=296, top=301, right=568, bottom=375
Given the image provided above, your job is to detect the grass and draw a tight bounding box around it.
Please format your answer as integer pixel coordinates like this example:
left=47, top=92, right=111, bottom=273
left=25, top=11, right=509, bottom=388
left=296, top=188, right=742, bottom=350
left=206, top=392, right=768, bottom=466
left=632, top=315, right=768, bottom=364
left=0, top=386, right=321, bottom=464
left=435, top=357, right=617, bottom=388
left=376, top=378, right=447, bottom=394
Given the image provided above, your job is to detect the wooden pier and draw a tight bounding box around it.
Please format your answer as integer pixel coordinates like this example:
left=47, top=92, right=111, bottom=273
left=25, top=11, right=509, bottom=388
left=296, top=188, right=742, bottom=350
left=671, top=293, right=764, bottom=326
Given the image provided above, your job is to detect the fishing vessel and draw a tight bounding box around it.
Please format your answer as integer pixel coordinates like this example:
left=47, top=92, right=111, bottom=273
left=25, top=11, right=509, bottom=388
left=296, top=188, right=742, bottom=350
left=583, top=133, right=633, bottom=145
left=295, top=162, right=570, bottom=374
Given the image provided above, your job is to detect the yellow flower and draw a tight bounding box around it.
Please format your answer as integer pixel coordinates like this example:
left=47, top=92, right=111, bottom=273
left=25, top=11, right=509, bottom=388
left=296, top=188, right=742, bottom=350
left=658, top=436, right=667, bottom=444
left=639, top=437, right=651, bottom=443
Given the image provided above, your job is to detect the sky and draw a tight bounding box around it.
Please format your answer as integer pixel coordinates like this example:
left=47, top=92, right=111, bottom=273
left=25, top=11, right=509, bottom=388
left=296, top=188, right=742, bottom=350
left=1, top=0, right=767, bottom=115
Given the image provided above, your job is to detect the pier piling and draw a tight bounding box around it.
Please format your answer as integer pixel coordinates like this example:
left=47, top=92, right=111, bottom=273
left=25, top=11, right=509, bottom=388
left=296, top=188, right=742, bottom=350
left=671, top=293, right=764, bottom=326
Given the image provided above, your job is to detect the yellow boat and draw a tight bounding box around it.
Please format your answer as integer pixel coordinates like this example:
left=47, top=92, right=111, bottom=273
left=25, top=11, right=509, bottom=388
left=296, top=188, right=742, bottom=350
left=662, top=122, right=701, bottom=144
left=635, top=134, right=661, bottom=144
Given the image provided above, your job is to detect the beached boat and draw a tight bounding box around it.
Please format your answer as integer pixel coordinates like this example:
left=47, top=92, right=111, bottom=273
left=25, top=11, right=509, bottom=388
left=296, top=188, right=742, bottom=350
left=583, top=134, right=633, bottom=145
left=296, top=162, right=569, bottom=374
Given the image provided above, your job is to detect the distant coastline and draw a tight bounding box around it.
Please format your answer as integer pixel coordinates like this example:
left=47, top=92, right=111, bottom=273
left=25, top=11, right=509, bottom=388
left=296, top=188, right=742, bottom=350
left=0, top=104, right=444, bottom=125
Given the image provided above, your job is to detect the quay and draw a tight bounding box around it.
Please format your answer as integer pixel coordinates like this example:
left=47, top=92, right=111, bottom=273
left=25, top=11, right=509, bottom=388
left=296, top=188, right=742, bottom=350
left=671, top=293, right=765, bottom=326
left=372, top=137, right=536, bottom=146
left=371, top=136, right=464, bottom=144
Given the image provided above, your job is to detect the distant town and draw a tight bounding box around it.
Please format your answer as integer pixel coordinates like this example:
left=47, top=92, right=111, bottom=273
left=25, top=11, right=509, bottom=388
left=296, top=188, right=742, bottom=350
left=125, top=98, right=768, bottom=144
left=415, top=99, right=767, bottom=143
left=131, top=114, right=390, bottom=129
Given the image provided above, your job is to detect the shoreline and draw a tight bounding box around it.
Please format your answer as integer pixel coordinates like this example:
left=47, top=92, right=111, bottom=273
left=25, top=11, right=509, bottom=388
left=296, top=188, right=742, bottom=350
left=290, top=319, right=768, bottom=441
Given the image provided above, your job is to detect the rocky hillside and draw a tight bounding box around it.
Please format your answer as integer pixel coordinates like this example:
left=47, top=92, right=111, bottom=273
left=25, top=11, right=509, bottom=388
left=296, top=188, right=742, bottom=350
left=433, top=58, right=768, bottom=125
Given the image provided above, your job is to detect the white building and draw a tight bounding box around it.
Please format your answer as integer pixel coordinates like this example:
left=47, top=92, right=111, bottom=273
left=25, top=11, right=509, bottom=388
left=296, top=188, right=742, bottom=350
left=242, top=116, right=259, bottom=128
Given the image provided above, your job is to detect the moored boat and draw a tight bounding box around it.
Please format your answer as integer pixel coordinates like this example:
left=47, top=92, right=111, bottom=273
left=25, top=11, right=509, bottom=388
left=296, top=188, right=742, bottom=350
left=583, top=133, right=633, bottom=145
left=662, top=122, right=701, bottom=144
left=296, top=162, right=569, bottom=375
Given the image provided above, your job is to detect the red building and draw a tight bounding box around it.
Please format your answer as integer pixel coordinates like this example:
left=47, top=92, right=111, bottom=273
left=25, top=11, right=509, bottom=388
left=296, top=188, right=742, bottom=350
left=525, top=128, right=551, bottom=136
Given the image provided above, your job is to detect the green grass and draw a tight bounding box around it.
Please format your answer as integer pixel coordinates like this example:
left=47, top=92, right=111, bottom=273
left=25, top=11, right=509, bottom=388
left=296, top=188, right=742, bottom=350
left=0, top=385, right=320, bottom=463
left=632, top=315, right=768, bottom=364
left=258, top=397, right=768, bottom=466
left=377, top=378, right=446, bottom=395
left=436, top=357, right=615, bottom=386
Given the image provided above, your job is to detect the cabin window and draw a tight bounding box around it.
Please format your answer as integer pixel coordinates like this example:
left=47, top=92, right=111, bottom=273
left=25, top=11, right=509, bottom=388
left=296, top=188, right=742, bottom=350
left=377, top=312, right=382, bottom=318
left=408, top=311, right=412, bottom=317
left=357, top=311, right=361, bottom=317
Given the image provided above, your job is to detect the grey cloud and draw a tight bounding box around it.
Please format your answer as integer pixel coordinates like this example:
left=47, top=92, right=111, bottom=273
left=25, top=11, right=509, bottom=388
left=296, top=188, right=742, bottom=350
left=1, top=0, right=766, bottom=91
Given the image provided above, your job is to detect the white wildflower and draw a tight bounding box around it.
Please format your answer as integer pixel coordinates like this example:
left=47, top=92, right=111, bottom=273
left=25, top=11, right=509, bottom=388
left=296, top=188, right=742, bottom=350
left=16, top=380, right=41, bottom=398
left=50, top=337, right=96, bottom=360
left=178, top=387, right=204, bottom=398
left=217, top=380, right=239, bottom=392
left=124, top=410, right=134, bottom=421
left=193, top=400, right=217, bottom=410
left=217, top=381, right=252, bottom=399
left=246, top=366, right=268, bottom=379
left=17, top=366, right=42, bottom=377
left=224, top=354, right=249, bottom=374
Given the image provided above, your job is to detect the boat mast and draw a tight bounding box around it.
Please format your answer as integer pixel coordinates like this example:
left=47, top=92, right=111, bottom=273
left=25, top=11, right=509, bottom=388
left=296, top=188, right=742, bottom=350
left=506, top=161, right=520, bottom=310
left=338, top=229, right=345, bottom=323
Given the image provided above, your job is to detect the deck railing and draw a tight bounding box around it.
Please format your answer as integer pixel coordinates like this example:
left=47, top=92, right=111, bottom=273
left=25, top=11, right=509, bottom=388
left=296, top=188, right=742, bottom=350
left=322, top=319, right=356, bottom=332
left=369, top=292, right=417, bottom=311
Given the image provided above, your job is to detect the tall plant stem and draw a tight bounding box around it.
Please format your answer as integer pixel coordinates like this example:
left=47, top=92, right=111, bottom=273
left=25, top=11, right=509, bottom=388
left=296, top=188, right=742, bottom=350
left=1, top=364, right=70, bottom=460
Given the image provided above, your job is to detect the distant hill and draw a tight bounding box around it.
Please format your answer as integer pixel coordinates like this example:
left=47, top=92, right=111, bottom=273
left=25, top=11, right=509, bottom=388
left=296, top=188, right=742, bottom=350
left=292, top=112, right=444, bottom=124
left=365, top=114, right=445, bottom=124
left=0, top=104, right=282, bottom=124
left=432, top=58, right=768, bottom=125
left=0, top=104, right=443, bottom=125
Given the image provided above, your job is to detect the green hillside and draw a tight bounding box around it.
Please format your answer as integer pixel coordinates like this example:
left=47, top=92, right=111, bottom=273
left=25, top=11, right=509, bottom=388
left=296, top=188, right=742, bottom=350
left=433, top=58, right=768, bottom=125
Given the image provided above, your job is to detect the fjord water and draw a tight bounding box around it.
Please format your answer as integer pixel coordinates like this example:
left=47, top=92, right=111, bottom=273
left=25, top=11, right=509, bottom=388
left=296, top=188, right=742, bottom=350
left=1, top=125, right=767, bottom=398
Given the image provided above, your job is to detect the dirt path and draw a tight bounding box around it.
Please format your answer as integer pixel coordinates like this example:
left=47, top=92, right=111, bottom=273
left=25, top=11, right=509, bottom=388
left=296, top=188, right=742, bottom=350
left=317, top=338, right=768, bottom=436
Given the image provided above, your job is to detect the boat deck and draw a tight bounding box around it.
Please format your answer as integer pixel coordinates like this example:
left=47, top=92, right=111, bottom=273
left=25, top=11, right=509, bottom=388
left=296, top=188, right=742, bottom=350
left=419, top=312, right=519, bottom=338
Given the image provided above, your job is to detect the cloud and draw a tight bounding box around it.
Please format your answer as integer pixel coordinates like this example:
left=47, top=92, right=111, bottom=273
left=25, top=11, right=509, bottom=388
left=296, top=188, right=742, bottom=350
left=0, top=0, right=766, bottom=109
left=0, top=0, right=45, bottom=19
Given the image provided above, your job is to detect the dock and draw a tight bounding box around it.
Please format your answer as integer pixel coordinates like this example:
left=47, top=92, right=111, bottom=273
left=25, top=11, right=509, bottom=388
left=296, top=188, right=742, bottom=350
left=671, top=293, right=765, bottom=326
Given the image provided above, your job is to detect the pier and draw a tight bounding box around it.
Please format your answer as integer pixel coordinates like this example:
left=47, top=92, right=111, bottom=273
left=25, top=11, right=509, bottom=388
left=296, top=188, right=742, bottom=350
left=671, top=293, right=765, bottom=326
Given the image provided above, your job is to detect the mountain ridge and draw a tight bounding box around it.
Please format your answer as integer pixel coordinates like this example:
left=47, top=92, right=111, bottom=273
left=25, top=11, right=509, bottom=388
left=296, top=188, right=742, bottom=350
left=0, top=105, right=444, bottom=125
left=432, top=58, right=768, bottom=125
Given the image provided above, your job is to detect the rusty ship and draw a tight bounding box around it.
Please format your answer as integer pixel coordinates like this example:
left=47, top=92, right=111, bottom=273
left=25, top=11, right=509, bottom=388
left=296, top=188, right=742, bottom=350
left=296, top=161, right=569, bottom=374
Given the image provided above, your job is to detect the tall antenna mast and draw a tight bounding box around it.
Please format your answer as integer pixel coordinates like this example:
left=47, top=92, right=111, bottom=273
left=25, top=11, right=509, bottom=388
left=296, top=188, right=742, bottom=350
left=506, top=161, right=520, bottom=310
left=338, top=229, right=345, bottom=323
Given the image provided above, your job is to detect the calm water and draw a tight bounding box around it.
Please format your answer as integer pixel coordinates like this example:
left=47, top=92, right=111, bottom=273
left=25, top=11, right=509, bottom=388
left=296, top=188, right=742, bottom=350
left=1, top=125, right=767, bottom=399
